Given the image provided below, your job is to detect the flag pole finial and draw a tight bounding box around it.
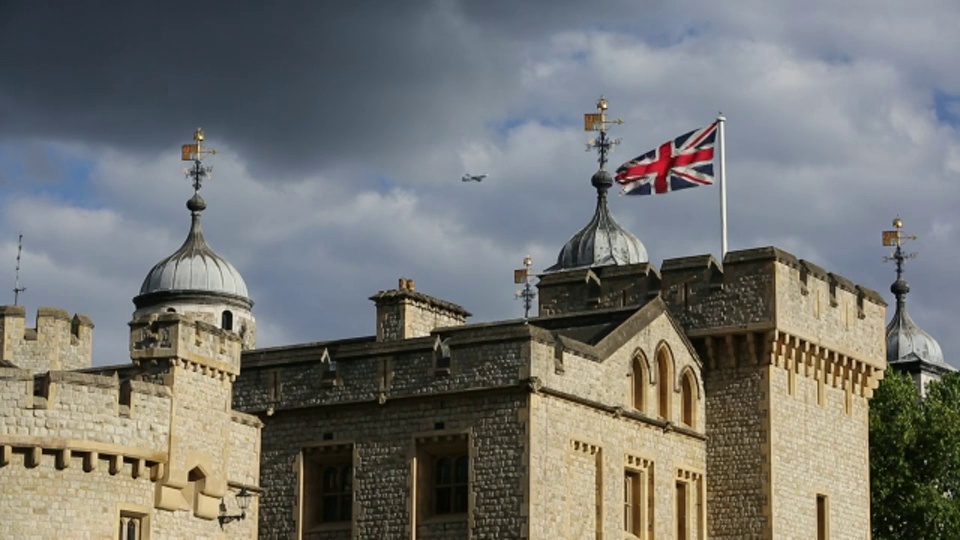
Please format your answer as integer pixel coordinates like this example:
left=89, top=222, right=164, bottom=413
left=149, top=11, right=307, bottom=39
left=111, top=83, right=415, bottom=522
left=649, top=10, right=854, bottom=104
left=584, top=96, right=623, bottom=171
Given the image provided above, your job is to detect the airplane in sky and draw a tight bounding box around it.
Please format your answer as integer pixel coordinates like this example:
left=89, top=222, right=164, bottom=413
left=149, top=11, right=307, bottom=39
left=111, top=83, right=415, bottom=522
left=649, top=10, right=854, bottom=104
left=461, top=173, right=487, bottom=182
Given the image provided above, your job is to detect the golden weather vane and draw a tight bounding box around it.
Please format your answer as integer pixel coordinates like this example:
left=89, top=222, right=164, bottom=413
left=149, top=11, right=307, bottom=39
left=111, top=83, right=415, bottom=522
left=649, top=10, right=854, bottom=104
left=513, top=255, right=536, bottom=321
left=882, top=215, right=918, bottom=282
left=584, top=96, right=624, bottom=170
left=181, top=128, right=218, bottom=192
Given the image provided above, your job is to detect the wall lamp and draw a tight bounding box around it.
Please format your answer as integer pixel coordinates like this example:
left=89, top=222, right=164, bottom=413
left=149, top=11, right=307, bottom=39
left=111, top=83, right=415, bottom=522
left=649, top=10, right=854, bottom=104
left=218, top=487, right=253, bottom=528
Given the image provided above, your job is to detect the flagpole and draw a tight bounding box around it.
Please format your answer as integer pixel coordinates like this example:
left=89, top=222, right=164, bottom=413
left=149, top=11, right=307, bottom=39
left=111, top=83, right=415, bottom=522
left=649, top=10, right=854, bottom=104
left=717, top=112, right=728, bottom=260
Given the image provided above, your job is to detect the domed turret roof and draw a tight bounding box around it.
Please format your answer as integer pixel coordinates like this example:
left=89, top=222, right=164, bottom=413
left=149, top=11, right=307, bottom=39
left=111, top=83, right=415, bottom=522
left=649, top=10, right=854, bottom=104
left=545, top=170, right=648, bottom=272
left=138, top=193, right=249, bottom=299
left=886, top=278, right=947, bottom=368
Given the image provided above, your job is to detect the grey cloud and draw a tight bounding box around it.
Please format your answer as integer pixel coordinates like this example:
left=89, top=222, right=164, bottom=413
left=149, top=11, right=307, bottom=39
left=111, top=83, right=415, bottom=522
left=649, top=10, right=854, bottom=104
left=0, top=1, right=958, bottom=366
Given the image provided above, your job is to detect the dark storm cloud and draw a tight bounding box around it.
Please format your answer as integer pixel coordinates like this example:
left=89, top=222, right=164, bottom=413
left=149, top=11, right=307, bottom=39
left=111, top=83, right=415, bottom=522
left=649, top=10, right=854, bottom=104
left=1, top=0, right=959, bottom=366
left=0, top=0, right=634, bottom=178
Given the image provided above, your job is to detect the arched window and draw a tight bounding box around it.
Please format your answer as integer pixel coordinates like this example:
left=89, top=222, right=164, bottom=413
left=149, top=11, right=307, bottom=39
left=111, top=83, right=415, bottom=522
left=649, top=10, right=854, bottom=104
left=221, top=310, right=234, bottom=331
left=656, top=346, right=674, bottom=421
left=631, top=353, right=648, bottom=413
left=166, top=307, right=176, bottom=313
left=680, top=370, right=696, bottom=428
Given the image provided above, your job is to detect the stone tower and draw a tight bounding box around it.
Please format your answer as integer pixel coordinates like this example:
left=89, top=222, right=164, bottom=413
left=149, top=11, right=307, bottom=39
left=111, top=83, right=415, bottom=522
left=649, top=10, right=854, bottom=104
left=126, top=128, right=261, bottom=536
left=0, top=129, right=261, bottom=540
left=133, top=137, right=255, bottom=350
left=535, top=100, right=888, bottom=539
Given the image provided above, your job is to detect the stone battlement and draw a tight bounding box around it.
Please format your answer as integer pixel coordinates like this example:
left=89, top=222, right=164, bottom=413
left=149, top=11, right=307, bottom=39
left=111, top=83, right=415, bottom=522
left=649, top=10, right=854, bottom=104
left=0, top=306, right=94, bottom=373
left=129, top=311, right=243, bottom=378
left=0, top=367, right=171, bottom=465
left=538, top=246, right=887, bottom=370
left=658, top=247, right=886, bottom=367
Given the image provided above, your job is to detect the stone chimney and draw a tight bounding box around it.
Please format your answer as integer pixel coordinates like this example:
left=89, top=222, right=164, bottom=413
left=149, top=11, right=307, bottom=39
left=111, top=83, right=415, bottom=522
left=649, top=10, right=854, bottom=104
left=370, top=278, right=471, bottom=342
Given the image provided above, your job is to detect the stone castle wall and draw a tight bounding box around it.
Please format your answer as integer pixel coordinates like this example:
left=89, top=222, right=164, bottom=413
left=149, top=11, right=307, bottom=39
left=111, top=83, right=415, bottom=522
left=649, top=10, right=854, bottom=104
left=526, top=310, right=707, bottom=539
left=235, top=329, right=530, bottom=414
left=236, top=316, right=536, bottom=538
left=768, top=365, right=870, bottom=539
left=258, top=393, right=527, bottom=540
left=703, top=363, right=768, bottom=539
left=0, top=306, right=94, bottom=373
left=0, top=311, right=262, bottom=539
left=535, top=246, right=886, bottom=539
left=0, top=368, right=170, bottom=457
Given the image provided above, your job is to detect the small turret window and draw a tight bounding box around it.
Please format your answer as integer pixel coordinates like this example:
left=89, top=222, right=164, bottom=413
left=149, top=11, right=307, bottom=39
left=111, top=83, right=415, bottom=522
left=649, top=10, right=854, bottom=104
left=222, top=310, right=234, bottom=331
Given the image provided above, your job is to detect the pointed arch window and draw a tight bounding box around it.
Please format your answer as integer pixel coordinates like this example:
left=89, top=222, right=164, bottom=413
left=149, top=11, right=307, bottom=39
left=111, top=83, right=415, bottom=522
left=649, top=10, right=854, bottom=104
left=680, top=370, right=697, bottom=429
left=630, top=352, right=649, bottom=413
left=656, top=346, right=674, bottom=421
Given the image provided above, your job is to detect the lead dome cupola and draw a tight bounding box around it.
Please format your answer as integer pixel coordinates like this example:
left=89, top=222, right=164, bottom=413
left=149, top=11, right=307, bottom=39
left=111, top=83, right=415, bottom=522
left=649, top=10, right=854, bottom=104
left=545, top=170, right=648, bottom=272
left=883, top=216, right=950, bottom=371
left=134, top=129, right=252, bottom=311
left=137, top=193, right=249, bottom=300
left=546, top=97, right=648, bottom=273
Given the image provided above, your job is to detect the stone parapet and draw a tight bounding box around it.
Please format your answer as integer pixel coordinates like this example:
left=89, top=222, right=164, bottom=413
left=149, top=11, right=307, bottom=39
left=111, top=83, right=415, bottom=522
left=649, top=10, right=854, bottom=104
left=537, top=262, right=661, bottom=317
left=0, top=367, right=171, bottom=465
left=129, top=312, right=243, bottom=378
left=659, top=247, right=886, bottom=370
left=235, top=321, right=531, bottom=414
left=0, top=305, right=94, bottom=372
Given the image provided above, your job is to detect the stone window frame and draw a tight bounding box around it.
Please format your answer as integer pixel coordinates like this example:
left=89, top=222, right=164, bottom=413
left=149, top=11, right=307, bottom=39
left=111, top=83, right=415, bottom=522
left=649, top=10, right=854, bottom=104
left=412, top=430, right=474, bottom=526
left=678, top=366, right=700, bottom=430
left=816, top=493, right=830, bottom=540
left=115, top=503, right=151, bottom=540
left=221, top=310, right=233, bottom=331
left=299, top=441, right=356, bottom=535
left=567, top=438, right=603, bottom=538
left=674, top=468, right=705, bottom=540
left=623, top=454, right=654, bottom=540
left=628, top=348, right=651, bottom=414
left=654, top=341, right=676, bottom=422
left=266, top=369, right=282, bottom=404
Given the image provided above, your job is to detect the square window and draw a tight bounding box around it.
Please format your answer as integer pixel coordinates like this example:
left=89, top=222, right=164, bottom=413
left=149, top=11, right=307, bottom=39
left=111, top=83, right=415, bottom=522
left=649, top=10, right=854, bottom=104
left=302, top=443, right=354, bottom=531
left=117, top=508, right=149, bottom=540
left=416, top=432, right=471, bottom=521
left=433, top=454, right=469, bottom=515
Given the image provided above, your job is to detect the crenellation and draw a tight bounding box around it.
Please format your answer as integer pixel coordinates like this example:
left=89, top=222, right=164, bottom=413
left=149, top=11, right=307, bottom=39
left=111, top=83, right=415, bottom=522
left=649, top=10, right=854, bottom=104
left=0, top=369, right=172, bottom=453
left=129, top=311, right=243, bottom=377
left=0, top=306, right=94, bottom=373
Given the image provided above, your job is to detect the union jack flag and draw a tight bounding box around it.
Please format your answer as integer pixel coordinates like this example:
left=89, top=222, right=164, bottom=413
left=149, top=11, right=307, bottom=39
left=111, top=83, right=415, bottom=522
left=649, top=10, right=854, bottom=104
left=615, top=121, right=717, bottom=196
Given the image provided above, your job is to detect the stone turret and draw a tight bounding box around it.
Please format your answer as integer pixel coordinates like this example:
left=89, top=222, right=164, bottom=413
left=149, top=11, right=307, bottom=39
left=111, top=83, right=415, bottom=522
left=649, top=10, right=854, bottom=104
left=0, top=305, right=94, bottom=372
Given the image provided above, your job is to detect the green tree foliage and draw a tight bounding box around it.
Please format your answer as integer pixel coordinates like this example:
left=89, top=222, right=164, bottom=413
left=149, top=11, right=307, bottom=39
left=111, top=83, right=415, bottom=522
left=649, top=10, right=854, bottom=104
left=871, top=370, right=960, bottom=538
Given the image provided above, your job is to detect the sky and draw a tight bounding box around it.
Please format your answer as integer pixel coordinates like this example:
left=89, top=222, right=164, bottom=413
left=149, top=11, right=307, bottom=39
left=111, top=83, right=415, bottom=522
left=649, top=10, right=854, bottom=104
left=0, top=1, right=958, bottom=367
